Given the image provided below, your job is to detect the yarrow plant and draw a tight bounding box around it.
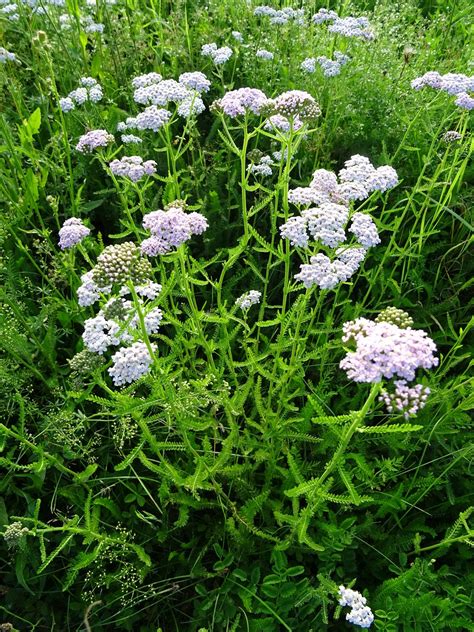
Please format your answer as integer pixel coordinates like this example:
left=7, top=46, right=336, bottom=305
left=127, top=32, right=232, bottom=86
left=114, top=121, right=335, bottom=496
left=411, top=70, right=474, bottom=110
left=235, top=290, right=261, bottom=311
left=141, top=201, right=208, bottom=256
left=59, top=77, right=103, bottom=112
left=253, top=5, right=305, bottom=25
left=255, top=49, right=274, bottom=61
left=201, top=43, right=233, bottom=65
left=263, top=90, right=321, bottom=122
left=312, top=8, right=375, bottom=40
left=76, top=129, right=114, bottom=153
left=0, top=46, right=16, bottom=63
left=1, top=2, right=472, bottom=630
left=301, top=53, right=351, bottom=77
left=108, top=156, right=157, bottom=182
left=338, top=585, right=374, bottom=628
left=58, top=218, right=90, bottom=249
left=74, top=240, right=162, bottom=386
left=281, top=156, right=398, bottom=289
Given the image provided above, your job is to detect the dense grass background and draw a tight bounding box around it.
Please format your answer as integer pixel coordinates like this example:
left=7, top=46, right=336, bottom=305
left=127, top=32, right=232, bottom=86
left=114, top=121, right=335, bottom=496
left=0, top=0, right=473, bottom=630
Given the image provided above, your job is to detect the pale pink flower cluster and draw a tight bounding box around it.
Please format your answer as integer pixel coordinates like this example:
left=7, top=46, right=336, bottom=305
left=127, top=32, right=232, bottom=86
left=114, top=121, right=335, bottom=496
left=340, top=316, right=438, bottom=383
left=109, top=156, right=157, bottom=182
left=380, top=380, right=430, bottom=420
left=58, top=218, right=90, bottom=249
left=212, top=88, right=268, bottom=117
left=141, top=202, right=208, bottom=256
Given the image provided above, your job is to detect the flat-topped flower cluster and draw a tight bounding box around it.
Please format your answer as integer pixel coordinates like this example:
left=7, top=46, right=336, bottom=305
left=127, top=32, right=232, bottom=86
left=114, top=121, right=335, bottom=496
left=109, top=156, right=157, bottom=182
left=212, top=88, right=321, bottom=131
left=301, top=52, right=351, bottom=77
left=338, top=586, right=374, bottom=628
left=253, top=5, right=305, bottom=25
left=280, top=155, right=398, bottom=290
left=60, top=76, right=103, bottom=112
left=141, top=200, right=208, bottom=256
left=340, top=307, right=438, bottom=418
left=312, top=8, right=374, bottom=40
left=411, top=71, right=474, bottom=110
left=201, top=43, right=233, bottom=65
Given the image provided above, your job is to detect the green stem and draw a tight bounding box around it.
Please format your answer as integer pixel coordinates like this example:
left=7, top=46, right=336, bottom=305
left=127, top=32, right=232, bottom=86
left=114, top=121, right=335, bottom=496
left=316, top=383, right=381, bottom=487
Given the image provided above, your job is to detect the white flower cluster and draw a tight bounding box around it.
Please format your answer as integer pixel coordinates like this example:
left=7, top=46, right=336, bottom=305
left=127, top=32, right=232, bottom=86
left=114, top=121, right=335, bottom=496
left=311, top=8, right=337, bottom=24
left=109, top=341, right=156, bottom=386
left=201, top=43, right=233, bottom=65
left=295, top=248, right=366, bottom=290
left=338, top=586, right=374, bottom=629
left=380, top=380, right=430, bottom=419
left=411, top=71, right=474, bottom=111
left=264, top=114, right=304, bottom=133
left=60, top=76, right=103, bottom=112
left=120, top=106, right=172, bottom=133
left=256, top=49, right=274, bottom=61
left=442, top=130, right=462, bottom=143
left=0, top=46, right=16, bottom=63
left=83, top=15, right=104, bottom=34
left=312, top=9, right=374, bottom=39
left=248, top=155, right=274, bottom=177
left=76, top=245, right=162, bottom=387
left=121, top=134, right=142, bottom=144
left=264, top=90, right=321, bottom=121
left=118, top=71, right=209, bottom=132
left=59, top=11, right=105, bottom=33
left=254, top=5, right=305, bottom=25
left=77, top=270, right=112, bottom=307
left=235, top=290, right=261, bottom=310
left=82, top=298, right=163, bottom=354
left=281, top=157, right=397, bottom=290
left=301, top=52, right=351, bottom=77
left=232, top=31, right=243, bottom=42
left=109, top=156, right=157, bottom=182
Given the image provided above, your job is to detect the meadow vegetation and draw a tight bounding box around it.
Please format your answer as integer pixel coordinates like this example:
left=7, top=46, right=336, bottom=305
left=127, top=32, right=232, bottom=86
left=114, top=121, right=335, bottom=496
left=0, top=0, right=473, bottom=630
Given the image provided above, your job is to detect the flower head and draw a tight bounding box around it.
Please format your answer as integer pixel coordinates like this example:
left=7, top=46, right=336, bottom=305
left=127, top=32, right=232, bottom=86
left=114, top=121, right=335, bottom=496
left=212, top=87, right=268, bottom=117
left=58, top=217, right=90, bottom=249
left=380, top=380, right=430, bottom=419
left=235, top=290, right=261, bottom=310
left=201, top=43, right=233, bottom=64
left=178, top=71, right=211, bottom=93
left=348, top=212, right=380, bottom=248
left=108, top=341, right=156, bottom=386
left=141, top=204, right=208, bottom=255
left=338, top=586, right=374, bottom=629
left=0, top=47, right=16, bottom=63
left=109, top=155, right=157, bottom=182
left=340, top=317, right=438, bottom=383
left=263, top=90, right=321, bottom=121
left=94, top=242, right=153, bottom=286
left=256, top=49, right=274, bottom=60
left=76, top=129, right=114, bottom=152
